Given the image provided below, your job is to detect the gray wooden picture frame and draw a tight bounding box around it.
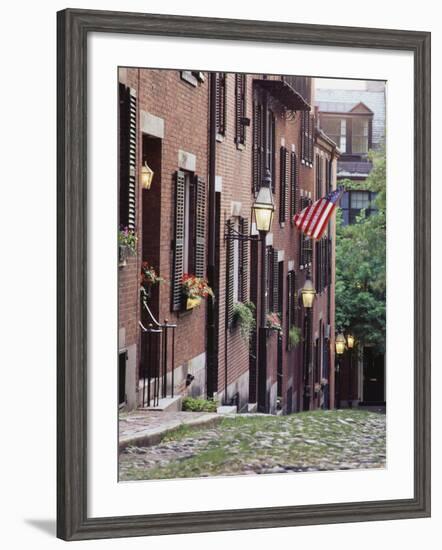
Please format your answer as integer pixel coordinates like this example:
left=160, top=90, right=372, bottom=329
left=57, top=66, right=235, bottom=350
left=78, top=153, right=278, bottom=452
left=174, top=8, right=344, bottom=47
left=57, top=8, right=431, bottom=541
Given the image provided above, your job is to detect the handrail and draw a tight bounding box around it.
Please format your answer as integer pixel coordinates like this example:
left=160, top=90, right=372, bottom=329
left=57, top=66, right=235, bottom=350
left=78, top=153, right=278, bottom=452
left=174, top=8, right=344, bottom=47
left=139, top=320, right=162, bottom=333
left=142, top=299, right=177, bottom=328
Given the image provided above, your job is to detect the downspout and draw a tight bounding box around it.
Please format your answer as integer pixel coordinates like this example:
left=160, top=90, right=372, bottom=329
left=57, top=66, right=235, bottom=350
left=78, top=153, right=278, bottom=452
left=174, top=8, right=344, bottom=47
left=206, top=73, right=218, bottom=398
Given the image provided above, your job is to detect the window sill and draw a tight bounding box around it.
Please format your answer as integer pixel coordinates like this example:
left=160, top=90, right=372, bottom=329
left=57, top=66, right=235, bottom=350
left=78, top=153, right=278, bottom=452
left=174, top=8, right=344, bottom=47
left=216, top=133, right=225, bottom=143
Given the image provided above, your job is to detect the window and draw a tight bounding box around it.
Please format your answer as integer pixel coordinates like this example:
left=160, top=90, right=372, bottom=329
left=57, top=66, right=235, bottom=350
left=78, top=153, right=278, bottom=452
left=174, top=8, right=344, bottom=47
left=340, top=190, right=377, bottom=225
left=320, top=117, right=346, bottom=153
left=315, top=153, right=323, bottom=200
left=315, top=237, right=329, bottom=294
left=235, top=73, right=247, bottom=146
left=290, top=149, right=298, bottom=220
left=266, top=109, right=276, bottom=191
left=287, top=270, right=298, bottom=350
left=301, top=111, right=314, bottom=166
left=252, top=90, right=275, bottom=192
left=299, top=196, right=313, bottom=267
left=171, top=171, right=206, bottom=311
left=226, top=217, right=249, bottom=326
left=182, top=174, right=194, bottom=274
left=215, top=72, right=226, bottom=136
left=352, top=118, right=369, bottom=153
left=325, top=158, right=332, bottom=194
left=320, top=115, right=372, bottom=155
left=252, top=94, right=264, bottom=193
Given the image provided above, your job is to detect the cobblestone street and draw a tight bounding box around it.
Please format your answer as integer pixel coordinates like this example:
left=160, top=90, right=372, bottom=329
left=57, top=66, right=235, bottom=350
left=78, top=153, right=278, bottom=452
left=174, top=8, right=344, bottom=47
left=119, top=409, right=386, bottom=481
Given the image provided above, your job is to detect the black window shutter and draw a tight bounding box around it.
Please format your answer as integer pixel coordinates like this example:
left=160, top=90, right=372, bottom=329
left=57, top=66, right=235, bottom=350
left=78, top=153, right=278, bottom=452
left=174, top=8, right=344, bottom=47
left=215, top=72, right=226, bottom=135
left=252, top=98, right=264, bottom=193
left=279, top=146, right=288, bottom=223
left=172, top=171, right=186, bottom=311
left=290, top=150, right=298, bottom=221
left=194, top=175, right=206, bottom=278
left=287, top=271, right=293, bottom=331
left=300, top=112, right=305, bottom=163
left=309, top=114, right=314, bottom=166
left=226, top=220, right=235, bottom=327
left=118, top=84, right=137, bottom=230
left=266, top=110, right=276, bottom=192
left=315, top=153, right=320, bottom=200
left=264, top=245, right=271, bottom=316
left=272, top=248, right=279, bottom=313
left=239, top=218, right=249, bottom=302
left=292, top=271, right=297, bottom=328
left=235, top=74, right=246, bottom=145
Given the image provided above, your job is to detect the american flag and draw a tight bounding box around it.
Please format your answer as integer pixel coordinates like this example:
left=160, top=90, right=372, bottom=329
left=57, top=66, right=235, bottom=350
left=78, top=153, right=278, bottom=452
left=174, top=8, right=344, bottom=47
left=293, top=187, right=344, bottom=240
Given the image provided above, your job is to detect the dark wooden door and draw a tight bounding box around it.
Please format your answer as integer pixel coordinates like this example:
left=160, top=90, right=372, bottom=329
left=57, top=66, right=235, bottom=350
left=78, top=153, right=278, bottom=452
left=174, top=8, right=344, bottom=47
left=118, top=352, right=127, bottom=405
left=363, top=347, right=385, bottom=403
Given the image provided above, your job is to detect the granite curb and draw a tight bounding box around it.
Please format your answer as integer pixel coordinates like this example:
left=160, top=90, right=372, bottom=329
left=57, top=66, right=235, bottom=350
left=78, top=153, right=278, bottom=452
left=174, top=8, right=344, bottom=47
left=119, top=413, right=222, bottom=451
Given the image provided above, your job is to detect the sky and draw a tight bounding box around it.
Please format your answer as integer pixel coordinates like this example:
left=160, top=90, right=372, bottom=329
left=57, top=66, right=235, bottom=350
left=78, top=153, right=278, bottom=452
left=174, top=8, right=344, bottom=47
left=315, top=78, right=368, bottom=90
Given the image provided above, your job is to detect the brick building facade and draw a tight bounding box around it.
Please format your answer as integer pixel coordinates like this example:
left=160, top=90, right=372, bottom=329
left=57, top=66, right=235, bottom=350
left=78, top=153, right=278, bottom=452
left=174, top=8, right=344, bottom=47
left=118, top=68, right=339, bottom=415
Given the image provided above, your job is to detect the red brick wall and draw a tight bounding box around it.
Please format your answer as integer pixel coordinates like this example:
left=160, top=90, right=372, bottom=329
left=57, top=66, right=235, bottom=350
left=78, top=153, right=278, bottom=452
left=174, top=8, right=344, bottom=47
left=140, top=69, right=209, bottom=372
left=215, top=73, right=254, bottom=407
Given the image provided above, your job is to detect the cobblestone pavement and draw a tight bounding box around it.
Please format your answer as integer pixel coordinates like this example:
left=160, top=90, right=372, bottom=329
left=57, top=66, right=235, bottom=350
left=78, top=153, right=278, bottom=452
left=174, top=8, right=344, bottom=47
left=119, top=409, right=386, bottom=481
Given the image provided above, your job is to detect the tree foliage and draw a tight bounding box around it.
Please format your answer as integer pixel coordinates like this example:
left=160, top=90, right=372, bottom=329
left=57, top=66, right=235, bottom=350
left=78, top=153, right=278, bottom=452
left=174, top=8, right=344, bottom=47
left=335, top=149, right=386, bottom=351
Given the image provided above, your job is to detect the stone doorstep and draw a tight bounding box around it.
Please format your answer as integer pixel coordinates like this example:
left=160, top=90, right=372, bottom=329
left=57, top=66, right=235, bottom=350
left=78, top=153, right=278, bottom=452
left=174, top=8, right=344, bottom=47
left=216, top=405, right=237, bottom=415
left=138, top=395, right=182, bottom=413
left=119, top=413, right=222, bottom=452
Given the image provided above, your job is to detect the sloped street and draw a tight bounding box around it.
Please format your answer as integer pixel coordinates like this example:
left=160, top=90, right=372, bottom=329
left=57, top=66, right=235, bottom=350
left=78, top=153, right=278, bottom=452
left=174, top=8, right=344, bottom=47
left=119, top=409, right=386, bottom=481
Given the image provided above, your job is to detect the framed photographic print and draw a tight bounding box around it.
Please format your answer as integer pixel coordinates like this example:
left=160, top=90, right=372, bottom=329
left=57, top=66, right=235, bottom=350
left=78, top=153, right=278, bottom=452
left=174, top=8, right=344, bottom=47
left=57, top=8, right=431, bottom=541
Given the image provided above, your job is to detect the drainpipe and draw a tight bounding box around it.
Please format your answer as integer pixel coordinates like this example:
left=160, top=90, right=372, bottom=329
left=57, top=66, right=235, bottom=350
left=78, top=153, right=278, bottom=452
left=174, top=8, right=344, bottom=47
left=206, top=73, right=218, bottom=398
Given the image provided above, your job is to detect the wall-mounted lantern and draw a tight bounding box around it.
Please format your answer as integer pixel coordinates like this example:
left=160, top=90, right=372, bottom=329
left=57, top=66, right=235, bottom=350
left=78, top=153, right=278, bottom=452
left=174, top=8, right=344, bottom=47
left=301, top=274, right=316, bottom=309
left=335, top=332, right=346, bottom=355
left=140, top=162, right=154, bottom=190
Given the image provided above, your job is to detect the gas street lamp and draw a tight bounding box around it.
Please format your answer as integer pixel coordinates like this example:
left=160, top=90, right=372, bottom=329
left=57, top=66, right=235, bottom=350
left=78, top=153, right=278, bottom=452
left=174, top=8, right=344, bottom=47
left=253, top=169, right=274, bottom=413
left=335, top=332, right=346, bottom=409
left=301, top=275, right=316, bottom=309
left=301, top=272, right=316, bottom=411
left=347, top=333, right=355, bottom=408
left=335, top=332, right=346, bottom=355
left=252, top=169, right=274, bottom=233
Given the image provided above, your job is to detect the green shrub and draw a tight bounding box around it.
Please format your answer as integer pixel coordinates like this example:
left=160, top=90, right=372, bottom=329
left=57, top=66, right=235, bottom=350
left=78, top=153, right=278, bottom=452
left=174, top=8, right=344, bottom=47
left=182, top=396, right=218, bottom=413
left=288, top=326, right=302, bottom=349
left=232, top=301, right=256, bottom=342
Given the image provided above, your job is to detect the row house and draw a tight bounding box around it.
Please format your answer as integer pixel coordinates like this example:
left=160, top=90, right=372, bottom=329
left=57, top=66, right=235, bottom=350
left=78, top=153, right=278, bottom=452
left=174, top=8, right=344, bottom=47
left=117, top=67, right=339, bottom=415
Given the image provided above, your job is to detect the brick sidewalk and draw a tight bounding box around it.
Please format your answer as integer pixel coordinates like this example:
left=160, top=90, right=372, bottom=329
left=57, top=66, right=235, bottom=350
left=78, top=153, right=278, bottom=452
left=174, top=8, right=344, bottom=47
left=119, top=410, right=221, bottom=450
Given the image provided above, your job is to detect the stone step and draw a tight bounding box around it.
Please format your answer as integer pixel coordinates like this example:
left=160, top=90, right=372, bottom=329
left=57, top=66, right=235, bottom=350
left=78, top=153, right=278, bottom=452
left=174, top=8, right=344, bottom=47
left=139, top=395, right=182, bottom=413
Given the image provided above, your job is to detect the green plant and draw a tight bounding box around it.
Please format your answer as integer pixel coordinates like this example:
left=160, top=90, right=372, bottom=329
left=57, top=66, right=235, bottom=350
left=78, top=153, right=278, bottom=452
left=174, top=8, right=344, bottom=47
left=182, top=396, right=218, bottom=413
left=118, top=226, right=137, bottom=255
left=288, top=326, right=302, bottom=349
left=232, top=301, right=256, bottom=342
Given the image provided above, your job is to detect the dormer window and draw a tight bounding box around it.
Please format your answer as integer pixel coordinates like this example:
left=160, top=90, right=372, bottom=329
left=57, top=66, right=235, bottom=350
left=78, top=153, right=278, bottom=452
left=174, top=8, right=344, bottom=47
left=318, top=101, right=373, bottom=157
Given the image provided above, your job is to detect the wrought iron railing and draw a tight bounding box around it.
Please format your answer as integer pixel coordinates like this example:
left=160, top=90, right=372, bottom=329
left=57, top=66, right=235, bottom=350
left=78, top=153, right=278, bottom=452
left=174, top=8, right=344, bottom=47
left=139, top=301, right=176, bottom=407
